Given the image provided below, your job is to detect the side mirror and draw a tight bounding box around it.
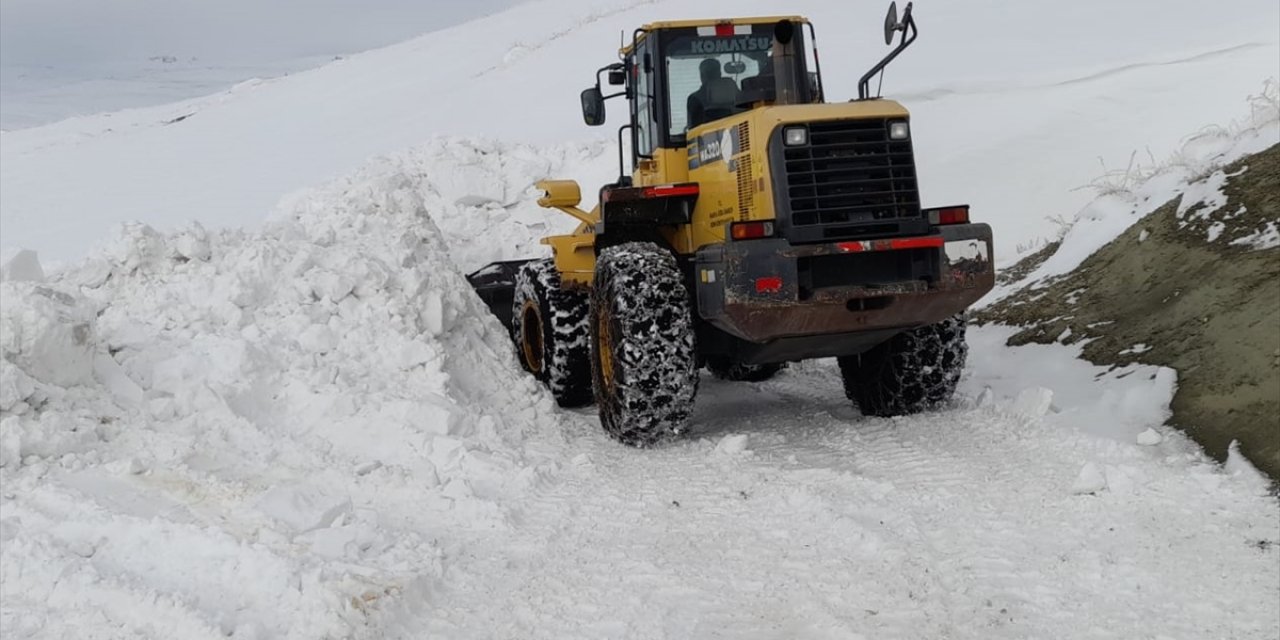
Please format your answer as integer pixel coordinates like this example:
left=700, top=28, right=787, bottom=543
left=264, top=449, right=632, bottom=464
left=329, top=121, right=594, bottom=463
left=883, top=2, right=899, bottom=45
left=773, top=19, right=795, bottom=45
left=607, top=69, right=626, bottom=85
left=581, top=87, right=605, bottom=126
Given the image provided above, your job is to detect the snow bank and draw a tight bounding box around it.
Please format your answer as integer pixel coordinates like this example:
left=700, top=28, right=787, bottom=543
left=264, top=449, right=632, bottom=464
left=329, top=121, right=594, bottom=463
left=0, top=158, right=568, bottom=637
left=962, top=326, right=1179, bottom=444
left=276, top=137, right=615, bottom=274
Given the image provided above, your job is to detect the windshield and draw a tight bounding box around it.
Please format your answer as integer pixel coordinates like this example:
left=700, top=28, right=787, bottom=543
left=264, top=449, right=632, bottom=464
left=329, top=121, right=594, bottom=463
left=660, top=23, right=811, bottom=139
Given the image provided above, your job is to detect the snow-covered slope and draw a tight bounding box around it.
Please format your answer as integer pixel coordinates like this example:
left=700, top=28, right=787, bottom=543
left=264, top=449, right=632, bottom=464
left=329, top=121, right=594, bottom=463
left=2, top=0, right=1278, bottom=264
left=988, top=81, right=1280, bottom=301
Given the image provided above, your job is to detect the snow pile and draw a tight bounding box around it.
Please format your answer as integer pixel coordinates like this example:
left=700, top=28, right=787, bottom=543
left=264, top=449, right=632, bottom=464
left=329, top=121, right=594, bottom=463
left=963, top=327, right=1179, bottom=443
left=279, top=137, right=615, bottom=273
left=0, top=162, right=566, bottom=637
left=991, top=80, right=1279, bottom=299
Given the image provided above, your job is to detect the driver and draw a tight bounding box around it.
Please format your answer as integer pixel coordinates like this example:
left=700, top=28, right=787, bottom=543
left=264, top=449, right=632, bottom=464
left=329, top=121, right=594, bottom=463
left=686, top=58, right=740, bottom=130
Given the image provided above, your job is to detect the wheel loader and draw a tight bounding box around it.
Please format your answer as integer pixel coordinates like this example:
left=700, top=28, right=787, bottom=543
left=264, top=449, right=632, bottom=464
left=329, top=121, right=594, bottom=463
left=469, top=3, right=995, bottom=445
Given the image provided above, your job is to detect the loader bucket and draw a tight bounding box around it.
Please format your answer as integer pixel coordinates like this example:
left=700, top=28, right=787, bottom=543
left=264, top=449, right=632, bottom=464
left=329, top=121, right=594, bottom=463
left=467, top=260, right=531, bottom=330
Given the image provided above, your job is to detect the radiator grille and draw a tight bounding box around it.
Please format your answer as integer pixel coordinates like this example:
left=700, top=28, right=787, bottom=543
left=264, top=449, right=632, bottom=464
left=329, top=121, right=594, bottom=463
left=781, top=119, right=919, bottom=231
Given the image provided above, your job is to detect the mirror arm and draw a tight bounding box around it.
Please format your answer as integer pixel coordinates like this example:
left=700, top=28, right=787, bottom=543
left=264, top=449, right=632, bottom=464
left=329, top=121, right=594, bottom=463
left=603, top=91, right=627, bottom=100
left=856, top=6, right=918, bottom=100
left=595, top=62, right=624, bottom=88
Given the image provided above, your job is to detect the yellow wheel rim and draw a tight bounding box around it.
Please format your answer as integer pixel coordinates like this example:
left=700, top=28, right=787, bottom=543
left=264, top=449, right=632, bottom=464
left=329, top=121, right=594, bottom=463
left=520, top=299, right=544, bottom=374
left=597, top=307, right=615, bottom=391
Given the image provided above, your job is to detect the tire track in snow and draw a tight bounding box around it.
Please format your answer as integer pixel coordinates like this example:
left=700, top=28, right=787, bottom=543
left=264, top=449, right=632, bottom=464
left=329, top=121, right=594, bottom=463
left=736, top=369, right=1071, bottom=638
left=397, top=369, right=979, bottom=638
left=392, top=406, right=948, bottom=639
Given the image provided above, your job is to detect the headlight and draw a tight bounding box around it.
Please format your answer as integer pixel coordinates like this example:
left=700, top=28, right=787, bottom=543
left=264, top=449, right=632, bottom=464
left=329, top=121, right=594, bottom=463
left=783, top=126, right=808, bottom=146
left=888, top=121, right=910, bottom=140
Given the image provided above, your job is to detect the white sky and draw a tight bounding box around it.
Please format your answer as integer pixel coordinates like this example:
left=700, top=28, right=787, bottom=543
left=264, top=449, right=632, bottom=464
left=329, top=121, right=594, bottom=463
left=0, top=0, right=525, bottom=129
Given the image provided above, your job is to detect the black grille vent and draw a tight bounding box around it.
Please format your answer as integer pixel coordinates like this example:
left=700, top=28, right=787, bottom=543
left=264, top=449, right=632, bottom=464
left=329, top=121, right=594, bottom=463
left=781, top=119, right=919, bottom=233
left=737, top=156, right=753, bottom=219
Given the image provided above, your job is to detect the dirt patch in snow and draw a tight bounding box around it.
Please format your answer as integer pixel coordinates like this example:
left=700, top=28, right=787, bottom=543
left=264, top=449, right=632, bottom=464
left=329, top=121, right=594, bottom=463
left=977, top=144, right=1280, bottom=481
left=996, top=240, right=1060, bottom=287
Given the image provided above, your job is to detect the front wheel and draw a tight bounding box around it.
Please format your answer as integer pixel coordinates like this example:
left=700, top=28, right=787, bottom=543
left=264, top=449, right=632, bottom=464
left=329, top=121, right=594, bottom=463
left=511, top=259, right=593, bottom=407
left=590, top=242, right=698, bottom=447
left=838, top=314, right=968, bottom=417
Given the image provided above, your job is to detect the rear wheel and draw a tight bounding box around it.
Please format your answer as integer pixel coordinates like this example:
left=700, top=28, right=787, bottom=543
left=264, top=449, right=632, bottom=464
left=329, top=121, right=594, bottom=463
left=705, top=357, right=786, bottom=382
left=590, top=242, right=698, bottom=446
left=511, top=259, right=593, bottom=408
left=838, top=314, right=968, bottom=417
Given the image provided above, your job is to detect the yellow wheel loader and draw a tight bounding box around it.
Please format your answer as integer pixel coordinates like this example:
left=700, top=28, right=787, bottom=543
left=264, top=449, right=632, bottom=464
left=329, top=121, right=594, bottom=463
left=469, top=3, right=995, bottom=445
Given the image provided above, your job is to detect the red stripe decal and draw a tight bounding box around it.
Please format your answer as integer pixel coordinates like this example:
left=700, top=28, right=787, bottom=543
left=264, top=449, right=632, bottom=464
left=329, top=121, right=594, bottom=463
left=890, top=237, right=945, bottom=250
left=643, top=184, right=699, bottom=198
left=838, top=237, right=942, bottom=253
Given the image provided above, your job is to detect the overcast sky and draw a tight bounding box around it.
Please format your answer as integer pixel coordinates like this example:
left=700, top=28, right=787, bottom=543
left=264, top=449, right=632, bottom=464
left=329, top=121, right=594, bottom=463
left=0, top=0, right=523, bottom=67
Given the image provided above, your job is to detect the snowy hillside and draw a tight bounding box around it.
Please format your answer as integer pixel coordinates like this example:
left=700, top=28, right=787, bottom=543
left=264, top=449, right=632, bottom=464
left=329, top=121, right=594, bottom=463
left=2, top=0, right=1278, bottom=264
left=2, top=0, right=1279, bottom=637
left=976, top=84, right=1280, bottom=478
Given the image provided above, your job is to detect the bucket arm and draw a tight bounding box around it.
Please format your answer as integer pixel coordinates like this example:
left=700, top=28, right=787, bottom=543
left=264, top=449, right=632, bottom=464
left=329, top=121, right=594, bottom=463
left=536, top=180, right=597, bottom=226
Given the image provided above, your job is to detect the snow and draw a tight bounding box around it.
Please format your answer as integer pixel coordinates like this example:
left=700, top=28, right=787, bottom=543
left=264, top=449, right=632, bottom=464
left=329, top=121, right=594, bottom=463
left=1233, top=220, right=1280, bottom=250
left=3, top=0, right=1279, bottom=264
left=1137, top=428, right=1164, bottom=446
left=1071, top=462, right=1108, bottom=495
left=1226, top=440, right=1272, bottom=488
left=1119, top=343, right=1153, bottom=355
left=1, top=0, right=1278, bottom=636
left=0, top=251, right=46, bottom=283
left=962, top=326, right=1178, bottom=443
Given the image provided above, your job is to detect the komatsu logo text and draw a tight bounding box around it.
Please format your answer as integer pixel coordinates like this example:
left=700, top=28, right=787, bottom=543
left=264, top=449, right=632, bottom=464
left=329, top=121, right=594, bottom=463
left=688, top=36, right=772, bottom=54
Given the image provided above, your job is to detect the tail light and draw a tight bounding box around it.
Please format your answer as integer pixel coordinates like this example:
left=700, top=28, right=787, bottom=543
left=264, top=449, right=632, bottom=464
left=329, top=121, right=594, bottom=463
left=730, top=221, right=775, bottom=240
left=755, top=276, right=783, bottom=293
left=926, top=206, right=970, bottom=225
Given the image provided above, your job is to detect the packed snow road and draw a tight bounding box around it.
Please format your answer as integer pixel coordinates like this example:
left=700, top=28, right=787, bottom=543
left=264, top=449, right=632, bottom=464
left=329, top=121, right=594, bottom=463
left=380, top=358, right=1279, bottom=639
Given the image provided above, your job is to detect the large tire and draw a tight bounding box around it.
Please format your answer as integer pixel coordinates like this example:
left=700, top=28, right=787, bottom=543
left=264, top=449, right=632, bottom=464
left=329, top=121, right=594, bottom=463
left=838, top=314, right=968, bottom=417
left=590, top=242, right=698, bottom=446
left=511, top=259, right=593, bottom=408
left=705, top=357, right=786, bottom=382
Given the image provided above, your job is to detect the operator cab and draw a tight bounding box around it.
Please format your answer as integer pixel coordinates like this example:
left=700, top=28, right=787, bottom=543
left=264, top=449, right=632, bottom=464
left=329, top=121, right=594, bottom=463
left=581, top=18, right=824, bottom=173
left=625, top=18, right=822, bottom=151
